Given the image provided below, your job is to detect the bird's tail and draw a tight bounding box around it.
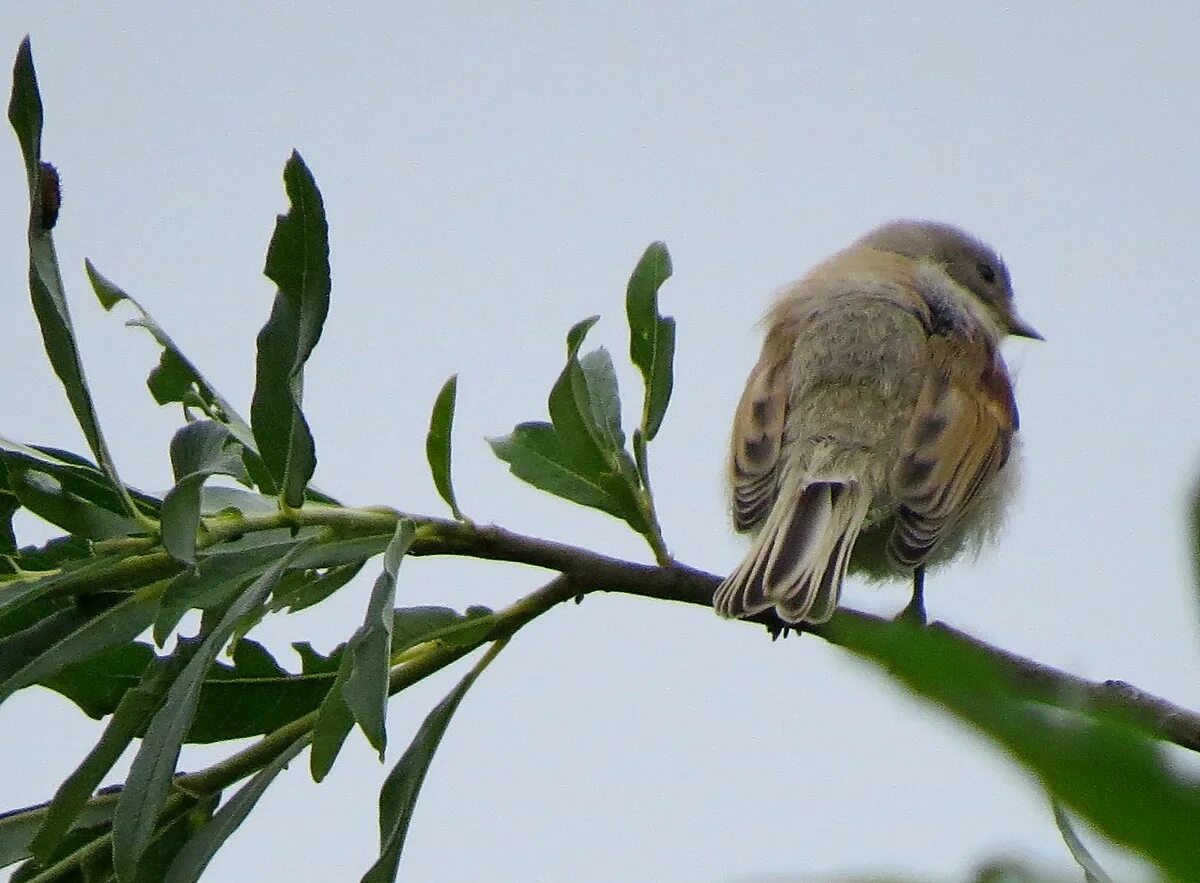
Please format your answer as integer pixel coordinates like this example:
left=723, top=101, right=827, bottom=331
left=713, top=479, right=871, bottom=624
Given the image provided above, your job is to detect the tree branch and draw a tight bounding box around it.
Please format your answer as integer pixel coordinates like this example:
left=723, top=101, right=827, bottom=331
left=411, top=517, right=1200, bottom=755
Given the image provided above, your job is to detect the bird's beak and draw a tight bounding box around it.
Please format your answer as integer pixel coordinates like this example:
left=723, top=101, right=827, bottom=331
left=1007, top=313, right=1044, bottom=341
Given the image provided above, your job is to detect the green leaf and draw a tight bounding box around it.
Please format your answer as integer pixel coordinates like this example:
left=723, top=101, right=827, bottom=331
left=1052, top=801, right=1113, bottom=883
left=162, top=735, right=307, bottom=883
left=488, top=422, right=622, bottom=516
left=3, top=460, right=141, bottom=540
left=7, top=39, right=141, bottom=523
left=155, top=541, right=296, bottom=645
left=31, top=651, right=190, bottom=862
left=250, top=151, right=330, bottom=508
left=0, top=590, right=159, bottom=704
left=489, top=317, right=651, bottom=537
left=576, top=348, right=625, bottom=453
left=0, top=438, right=160, bottom=520
left=425, top=375, right=466, bottom=521
left=309, top=650, right=357, bottom=783
left=161, top=421, right=249, bottom=565
left=41, top=642, right=155, bottom=719
left=270, top=560, right=365, bottom=614
left=546, top=317, right=609, bottom=475
left=343, top=521, right=416, bottom=758
left=84, top=260, right=279, bottom=497
left=0, top=554, right=122, bottom=627
left=0, top=789, right=121, bottom=870
left=389, top=607, right=470, bottom=655
left=112, top=540, right=309, bottom=881
left=360, top=640, right=507, bottom=883
left=624, top=242, right=675, bottom=440
left=827, top=616, right=1200, bottom=881
left=186, top=639, right=339, bottom=743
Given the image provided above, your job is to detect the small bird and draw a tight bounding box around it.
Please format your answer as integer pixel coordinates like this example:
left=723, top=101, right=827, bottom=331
left=713, top=220, right=1041, bottom=626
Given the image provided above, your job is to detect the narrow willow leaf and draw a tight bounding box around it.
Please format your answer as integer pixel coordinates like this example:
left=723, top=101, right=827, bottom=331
left=155, top=543, right=295, bottom=646
left=84, top=260, right=277, bottom=496
left=0, top=437, right=160, bottom=519
left=360, top=640, right=507, bottom=883
left=31, top=652, right=189, bottom=862
left=0, top=591, right=159, bottom=703
left=250, top=151, right=330, bottom=508
left=163, top=736, right=307, bottom=883
left=343, top=521, right=416, bottom=758
left=0, top=554, right=122, bottom=625
left=161, top=421, right=248, bottom=565
left=131, top=794, right=219, bottom=883
left=0, top=790, right=121, bottom=869
left=271, top=560, right=365, bottom=614
left=4, top=462, right=141, bottom=540
left=1052, top=801, right=1113, bottom=883
left=7, top=39, right=140, bottom=522
left=113, top=540, right=309, bottom=881
left=309, top=652, right=356, bottom=783
left=828, top=616, right=1200, bottom=881
left=425, top=375, right=466, bottom=521
left=0, top=603, right=88, bottom=684
left=624, top=242, right=675, bottom=440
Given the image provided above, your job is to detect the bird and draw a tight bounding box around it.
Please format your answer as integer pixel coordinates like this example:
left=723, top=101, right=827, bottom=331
left=712, top=220, right=1041, bottom=626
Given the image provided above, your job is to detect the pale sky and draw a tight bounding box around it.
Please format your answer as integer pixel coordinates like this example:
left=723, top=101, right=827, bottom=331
left=2, top=5, right=1199, bottom=882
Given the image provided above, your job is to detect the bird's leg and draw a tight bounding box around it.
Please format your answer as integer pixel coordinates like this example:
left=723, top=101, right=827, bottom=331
left=895, top=565, right=927, bottom=625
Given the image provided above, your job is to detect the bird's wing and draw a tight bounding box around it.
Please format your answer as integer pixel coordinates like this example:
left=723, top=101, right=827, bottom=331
left=728, top=336, right=791, bottom=532
left=887, top=334, right=1018, bottom=566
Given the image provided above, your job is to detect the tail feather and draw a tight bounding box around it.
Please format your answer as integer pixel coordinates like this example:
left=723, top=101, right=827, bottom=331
left=715, top=479, right=870, bottom=624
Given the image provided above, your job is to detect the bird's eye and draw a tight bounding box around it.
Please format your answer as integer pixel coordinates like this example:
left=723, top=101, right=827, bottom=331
left=976, top=262, right=997, bottom=284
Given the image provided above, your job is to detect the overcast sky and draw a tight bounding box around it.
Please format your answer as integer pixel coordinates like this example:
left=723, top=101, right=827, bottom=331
left=2, top=5, right=1199, bottom=882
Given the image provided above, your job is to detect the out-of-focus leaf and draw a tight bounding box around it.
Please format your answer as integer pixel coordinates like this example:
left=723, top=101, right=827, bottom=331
left=41, top=642, right=155, bottom=719
left=624, top=242, right=675, bottom=440
left=161, top=421, right=248, bottom=565
left=343, top=521, right=416, bottom=758
left=7, top=39, right=140, bottom=522
left=4, top=462, right=141, bottom=540
left=389, top=607, right=470, bottom=655
left=425, top=374, right=466, bottom=521
left=0, top=553, right=123, bottom=627
left=187, top=639, right=339, bottom=743
left=113, top=541, right=309, bottom=881
left=0, top=590, right=159, bottom=704
left=360, top=640, right=506, bottom=883
left=154, top=542, right=297, bottom=645
left=0, top=602, right=89, bottom=682
left=249, top=151, right=330, bottom=508
left=827, top=616, right=1200, bottom=881
left=163, top=736, right=307, bottom=883
left=0, top=790, right=120, bottom=870
left=310, top=650, right=356, bottom=783
left=1052, top=800, right=1113, bottom=883
left=131, top=795, right=218, bottom=883
left=0, top=439, right=160, bottom=519
left=1189, top=473, right=1199, bottom=601
left=271, top=560, right=365, bottom=614
left=31, top=651, right=190, bottom=862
